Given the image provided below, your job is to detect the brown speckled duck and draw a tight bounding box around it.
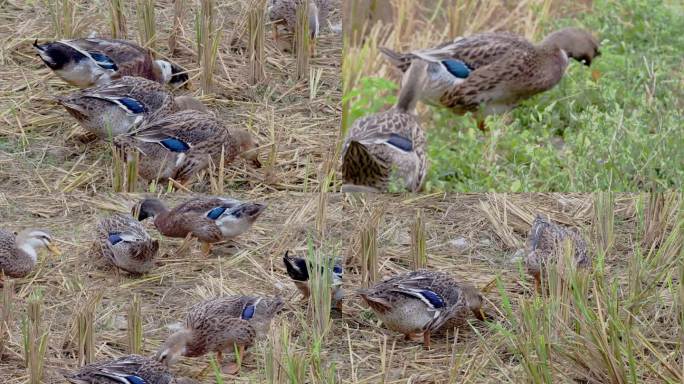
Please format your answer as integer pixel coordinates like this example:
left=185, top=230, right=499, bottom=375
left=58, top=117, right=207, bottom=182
left=114, top=110, right=261, bottom=186
left=156, top=296, right=284, bottom=374
left=359, top=270, right=484, bottom=349
left=0, top=229, right=61, bottom=281
left=135, top=196, right=266, bottom=255
left=34, top=38, right=188, bottom=88
left=268, top=0, right=331, bottom=54
left=94, top=214, right=159, bottom=274
left=526, top=214, right=590, bottom=291
left=63, top=354, right=197, bottom=384
left=57, top=76, right=177, bottom=139
left=341, top=60, right=427, bottom=193
left=380, top=28, right=600, bottom=122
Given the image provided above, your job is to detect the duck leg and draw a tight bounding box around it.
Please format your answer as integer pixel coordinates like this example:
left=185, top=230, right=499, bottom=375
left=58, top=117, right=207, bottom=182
left=200, top=242, right=212, bottom=256
left=222, top=345, right=245, bottom=374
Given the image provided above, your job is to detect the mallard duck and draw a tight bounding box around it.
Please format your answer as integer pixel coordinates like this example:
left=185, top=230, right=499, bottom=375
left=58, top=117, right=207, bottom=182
left=94, top=214, right=159, bottom=274
left=134, top=196, right=266, bottom=255
left=157, top=295, right=284, bottom=374
left=0, top=229, right=61, bottom=281
left=33, top=38, right=188, bottom=88
left=358, top=269, right=484, bottom=349
left=57, top=76, right=177, bottom=138
left=341, top=60, right=428, bottom=192
left=63, top=354, right=197, bottom=384
left=114, top=110, right=261, bottom=185
left=283, top=251, right=343, bottom=310
left=380, top=28, right=600, bottom=121
left=526, top=214, right=590, bottom=291
left=268, top=0, right=330, bottom=55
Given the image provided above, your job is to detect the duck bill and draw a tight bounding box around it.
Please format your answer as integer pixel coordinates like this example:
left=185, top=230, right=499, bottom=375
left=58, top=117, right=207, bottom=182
left=47, top=243, right=62, bottom=256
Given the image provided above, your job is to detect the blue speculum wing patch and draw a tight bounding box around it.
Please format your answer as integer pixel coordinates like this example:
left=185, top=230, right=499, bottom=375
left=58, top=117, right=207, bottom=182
left=118, top=97, right=146, bottom=114
left=386, top=133, right=413, bottom=152
left=241, top=304, right=255, bottom=320
left=108, top=233, right=123, bottom=245
left=442, top=59, right=471, bottom=79
left=160, top=138, right=190, bottom=152
left=419, top=290, right=446, bottom=308
left=206, top=206, right=227, bottom=220
left=89, top=52, right=118, bottom=71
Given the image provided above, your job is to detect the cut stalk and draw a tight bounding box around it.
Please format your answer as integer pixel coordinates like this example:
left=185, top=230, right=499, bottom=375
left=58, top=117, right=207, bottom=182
left=127, top=295, right=143, bottom=354
left=109, top=0, right=127, bottom=39
left=411, top=209, right=427, bottom=270
left=248, top=0, right=267, bottom=85
left=294, top=0, right=310, bottom=80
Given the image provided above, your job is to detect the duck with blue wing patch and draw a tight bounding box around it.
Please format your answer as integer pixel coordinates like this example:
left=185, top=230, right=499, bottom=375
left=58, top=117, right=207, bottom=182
left=114, top=110, right=261, bottom=187
left=62, top=354, right=197, bottom=384
left=157, top=295, right=283, bottom=375
left=133, top=196, right=266, bottom=255
left=341, top=60, right=428, bottom=193
left=380, top=28, right=601, bottom=128
left=56, top=76, right=178, bottom=138
left=33, top=38, right=188, bottom=88
left=283, top=251, right=344, bottom=310
left=94, top=214, right=159, bottom=274
left=358, top=269, right=485, bottom=349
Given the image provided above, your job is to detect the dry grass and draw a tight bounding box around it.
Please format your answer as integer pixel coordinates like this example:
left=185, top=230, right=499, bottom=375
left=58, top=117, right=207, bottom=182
left=0, top=192, right=681, bottom=382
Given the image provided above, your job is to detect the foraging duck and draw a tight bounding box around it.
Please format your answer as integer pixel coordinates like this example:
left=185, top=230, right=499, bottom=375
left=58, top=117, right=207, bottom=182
left=283, top=251, right=343, bottom=310
left=94, top=214, right=159, bottom=274
left=268, top=0, right=330, bottom=54
left=341, top=60, right=428, bottom=193
left=526, top=214, right=590, bottom=291
left=157, top=295, right=284, bottom=374
left=63, top=354, right=197, bottom=384
left=57, top=76, right=177, bottom=138
left=380, top=28, right=601, bottom=120
left=359, top=269, right=484, bottom=349
left=114, top=110, right=261, bottom=185
left=33, top=38, right=188, bottom=88
left=134, top=196, right=266, bottom=255
left=0, top=229, right=61, bottom=280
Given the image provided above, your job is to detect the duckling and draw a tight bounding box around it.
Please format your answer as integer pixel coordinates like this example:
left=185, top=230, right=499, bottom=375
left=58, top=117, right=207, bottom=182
left=380, top=28, right=601, bottom=120
left=57, top=76, right=177, bottom=139
left=0, top=229, right=61, bottom=281
left=114, top=110, right=261, bottom=186
left=341, top=60, right=428, bottom=193
left=268, top=0, right=330, bottom=55
left=33, top=38, right=188, bottom=88
left=94, top=214, right=159, bottom=274
left=283, top=251, right=343, bottom=310
left=358, top=269, right=484, bottom=349
left=134, top=196, right=266, bottom=255
left=526, top=214, right=590, bottom=292
left=156, top=296, right=283, bottom=374
left=63, top=354, right=197, bottom=384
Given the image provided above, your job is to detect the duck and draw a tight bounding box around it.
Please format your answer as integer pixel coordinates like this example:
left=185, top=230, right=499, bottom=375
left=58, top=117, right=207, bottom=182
left=134, top=196, right=266, bottom=255
left=341, top=59, right=428, bottom=193
left=358, top=269, right=485, bottom=349
left=57, top=76, right=178, bottom=139
left=283, top=251, right=343, bottom=310
left=33, top=37, right=189, bottom=88
left=63, top=354, right=197, bottom=384
left=0, top=229, right=61, bottom=282
left=114, top=110, right=261, bottom=186
left=94, top=213, right=159, bottom=274
left=156, top=295, right=284, bottom=374
left=380, top=27, right=601, bottom=124
left=268, top=0, right=330, bottom=55
left=525, top=214, right=590, bottom=291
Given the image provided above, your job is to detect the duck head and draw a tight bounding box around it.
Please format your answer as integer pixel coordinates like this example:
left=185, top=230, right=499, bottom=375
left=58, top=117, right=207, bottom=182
left=542, top=27, right=601, bottom=66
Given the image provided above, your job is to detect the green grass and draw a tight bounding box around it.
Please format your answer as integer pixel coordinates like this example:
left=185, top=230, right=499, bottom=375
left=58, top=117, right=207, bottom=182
left=346, top=0, right=684, bottom=192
